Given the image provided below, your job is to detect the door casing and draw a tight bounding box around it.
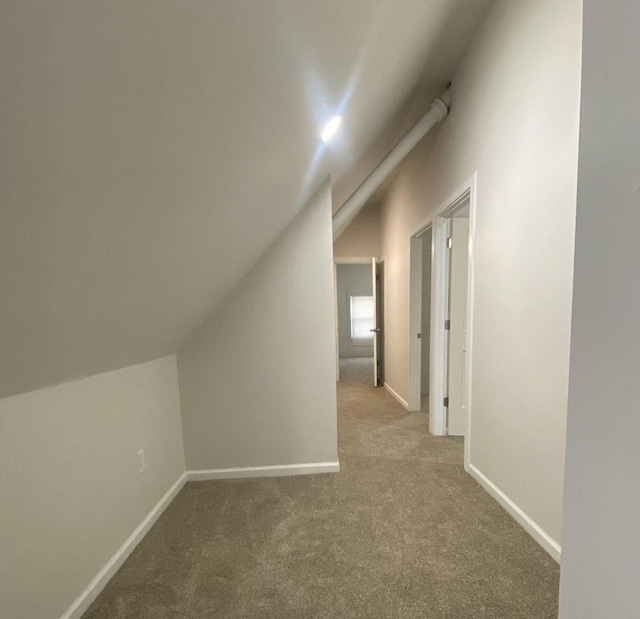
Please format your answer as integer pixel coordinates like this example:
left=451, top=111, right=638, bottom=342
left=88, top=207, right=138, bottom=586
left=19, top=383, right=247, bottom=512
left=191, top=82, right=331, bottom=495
left=408, top=173, right=477, bottom=470
left=333, top=256, right=378, bottom=384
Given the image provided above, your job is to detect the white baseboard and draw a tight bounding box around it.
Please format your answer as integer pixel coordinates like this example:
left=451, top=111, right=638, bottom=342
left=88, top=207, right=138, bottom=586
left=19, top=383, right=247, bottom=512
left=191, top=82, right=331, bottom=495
left=467, top=463, right=561, bottom=563
left=383, top=382, right=409, bottom=409
left=60, top=472, right=188, bottom=619
left=60, top=460, right=339, bottom=618
left=188, top=461, right=340, bottom=481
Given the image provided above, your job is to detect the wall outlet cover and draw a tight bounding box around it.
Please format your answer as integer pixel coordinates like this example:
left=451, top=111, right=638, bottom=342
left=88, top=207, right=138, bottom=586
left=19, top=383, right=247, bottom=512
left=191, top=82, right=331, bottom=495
left=137, top=449, right=145, bottom=473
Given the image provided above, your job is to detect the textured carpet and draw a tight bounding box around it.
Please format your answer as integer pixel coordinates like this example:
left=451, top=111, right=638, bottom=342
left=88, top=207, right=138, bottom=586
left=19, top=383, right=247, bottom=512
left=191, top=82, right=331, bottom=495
left=83, top=358, right=559, bottom=618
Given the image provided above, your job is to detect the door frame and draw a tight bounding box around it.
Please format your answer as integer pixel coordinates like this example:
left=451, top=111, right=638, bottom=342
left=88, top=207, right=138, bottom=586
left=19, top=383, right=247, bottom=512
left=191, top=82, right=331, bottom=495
left=408, top=173, right=477, bottom=469
left=333, top=257, right=377, bottom=383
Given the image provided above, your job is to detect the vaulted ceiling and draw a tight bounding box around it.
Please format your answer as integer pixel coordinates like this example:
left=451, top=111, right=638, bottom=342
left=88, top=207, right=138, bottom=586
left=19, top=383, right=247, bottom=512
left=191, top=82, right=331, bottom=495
left=0, top=0, right=491, bottom=397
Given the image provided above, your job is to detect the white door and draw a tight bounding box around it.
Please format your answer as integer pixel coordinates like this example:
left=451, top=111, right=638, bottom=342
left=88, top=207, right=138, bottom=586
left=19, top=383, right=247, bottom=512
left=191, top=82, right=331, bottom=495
left=447, top=217, right=469, bottom=436
left=372, top=257, right=379, bottom=386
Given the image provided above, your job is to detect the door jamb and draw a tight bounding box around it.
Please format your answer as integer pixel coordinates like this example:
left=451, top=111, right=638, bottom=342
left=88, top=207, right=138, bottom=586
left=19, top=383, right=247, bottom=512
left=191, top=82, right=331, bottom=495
left=408, top=229, right=431, bottom=412
left=408, top=173, right=477, bottom=470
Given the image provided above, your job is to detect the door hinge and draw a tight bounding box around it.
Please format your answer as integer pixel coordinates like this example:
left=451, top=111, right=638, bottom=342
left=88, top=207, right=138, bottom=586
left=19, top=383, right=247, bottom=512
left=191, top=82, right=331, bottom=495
left=447, top=237, right=453, bottom=249
left=444, top=319, right=450, bottom=331
left=443, top=396, right=449, bottom=407
left=417, top=333, right=421, bottom=339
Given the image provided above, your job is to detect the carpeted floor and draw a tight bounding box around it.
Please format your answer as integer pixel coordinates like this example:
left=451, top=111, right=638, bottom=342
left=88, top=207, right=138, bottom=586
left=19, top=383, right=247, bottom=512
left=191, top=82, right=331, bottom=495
left=83, top=357, right=559, bottom=618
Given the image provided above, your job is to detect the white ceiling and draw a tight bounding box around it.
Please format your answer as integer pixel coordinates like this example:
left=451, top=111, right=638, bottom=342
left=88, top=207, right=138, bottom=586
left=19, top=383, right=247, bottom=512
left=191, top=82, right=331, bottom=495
left=0, top=0, right=491, bottom=397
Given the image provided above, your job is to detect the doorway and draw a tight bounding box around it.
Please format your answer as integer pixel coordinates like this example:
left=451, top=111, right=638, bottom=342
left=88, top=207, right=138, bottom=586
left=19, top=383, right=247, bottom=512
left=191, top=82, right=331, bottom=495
left=419, top=227, right=432, bottom=412
left=408, top=175, right=476, bottom=467
left=334, top=258, right=384, bottom=387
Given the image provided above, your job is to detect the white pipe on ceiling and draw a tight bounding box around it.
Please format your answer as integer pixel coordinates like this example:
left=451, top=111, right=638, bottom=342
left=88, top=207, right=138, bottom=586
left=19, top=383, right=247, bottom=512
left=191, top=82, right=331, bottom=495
left=332, top=86, right=451, bottom=239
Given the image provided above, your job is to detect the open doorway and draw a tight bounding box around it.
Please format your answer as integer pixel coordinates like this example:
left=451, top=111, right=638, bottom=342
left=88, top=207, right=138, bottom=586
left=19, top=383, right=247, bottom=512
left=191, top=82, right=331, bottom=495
left=408, top=175, right=476, bottom=466
left=334, top=258, right=383, bottom=387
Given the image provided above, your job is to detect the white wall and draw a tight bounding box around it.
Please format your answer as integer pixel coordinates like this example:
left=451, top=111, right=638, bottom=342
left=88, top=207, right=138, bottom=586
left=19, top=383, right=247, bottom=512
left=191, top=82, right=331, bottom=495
left=1, top=0, right=479, bottom=401
left=0, top=356, right=185, bottom=619
left=178, top=180, right=338, bottom=471
left=336, top=264, right=374, bottom=359
left=333, top=203, right=380, bottom=259
left=378, top=0, right=581, bottom=548
left=559, top=2, right=640, bottom=616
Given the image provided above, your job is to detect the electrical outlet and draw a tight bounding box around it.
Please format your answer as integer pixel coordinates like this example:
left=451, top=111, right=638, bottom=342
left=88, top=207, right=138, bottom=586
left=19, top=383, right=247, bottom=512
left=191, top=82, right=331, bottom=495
left=137, top=449, right=146, bottom=473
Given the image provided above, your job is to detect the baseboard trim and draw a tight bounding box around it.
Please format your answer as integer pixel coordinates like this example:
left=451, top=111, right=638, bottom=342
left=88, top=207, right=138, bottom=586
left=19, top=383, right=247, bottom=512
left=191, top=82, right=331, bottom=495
left=60, top=472, right=188, bottom=619
left=383, top=382, right=409, bottom=409
left=188, top=461, right=340, bottom=481
left=467, top=463, right=561, bottom=563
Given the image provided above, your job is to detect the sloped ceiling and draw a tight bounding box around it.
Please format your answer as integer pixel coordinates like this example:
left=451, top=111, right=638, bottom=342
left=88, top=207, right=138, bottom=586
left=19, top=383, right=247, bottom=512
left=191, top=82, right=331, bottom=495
left=0, top=0, right=491, bottom=397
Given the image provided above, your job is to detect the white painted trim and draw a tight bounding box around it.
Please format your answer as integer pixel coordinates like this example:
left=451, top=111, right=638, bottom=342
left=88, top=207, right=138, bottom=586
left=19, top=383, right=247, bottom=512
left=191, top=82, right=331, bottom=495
left=408, top=173, right=478, bottom=445
left=372, top=257, right=379, bottom=387
left=432, top=210, right=455, bottom=437
left=463, top=174, right=478, bottom=470
left=187, top=461, right=340, bottom=481
left=333, top=256, right=374, bottom=264
left=60, top=472, right=188, bottom=619
left=429, top=213, right=448, bottom=436
left=383, top=382, right=409, bottom=409
left=60, top=460, right=340, bottom=618
left=467, top=463, right=561, bottom=563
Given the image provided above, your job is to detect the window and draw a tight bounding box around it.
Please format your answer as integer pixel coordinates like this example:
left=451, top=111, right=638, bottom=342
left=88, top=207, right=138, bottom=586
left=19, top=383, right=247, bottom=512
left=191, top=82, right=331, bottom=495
left=350, top=296, right=374, bottom=345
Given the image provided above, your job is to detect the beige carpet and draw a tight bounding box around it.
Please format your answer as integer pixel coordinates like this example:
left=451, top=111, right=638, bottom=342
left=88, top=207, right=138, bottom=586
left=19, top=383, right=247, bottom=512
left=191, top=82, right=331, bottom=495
left=83, top=357, right=559, bottom=618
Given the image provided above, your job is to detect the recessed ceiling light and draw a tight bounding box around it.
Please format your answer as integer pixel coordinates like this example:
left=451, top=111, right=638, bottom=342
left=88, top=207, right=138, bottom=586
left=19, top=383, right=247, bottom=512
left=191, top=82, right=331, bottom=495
left=321, top=115, right=342, bottom=143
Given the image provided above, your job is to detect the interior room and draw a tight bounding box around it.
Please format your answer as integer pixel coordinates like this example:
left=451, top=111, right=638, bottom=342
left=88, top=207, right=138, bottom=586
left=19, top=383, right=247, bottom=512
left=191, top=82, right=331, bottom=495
left=2, top=1, right=638, bottom=618
left=336, top=263, right=375, bottom=363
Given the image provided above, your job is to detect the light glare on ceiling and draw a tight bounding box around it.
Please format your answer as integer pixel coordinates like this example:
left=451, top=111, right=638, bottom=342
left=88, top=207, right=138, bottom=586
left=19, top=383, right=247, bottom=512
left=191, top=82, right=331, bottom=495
left=321, top=115, right=342, bottom=143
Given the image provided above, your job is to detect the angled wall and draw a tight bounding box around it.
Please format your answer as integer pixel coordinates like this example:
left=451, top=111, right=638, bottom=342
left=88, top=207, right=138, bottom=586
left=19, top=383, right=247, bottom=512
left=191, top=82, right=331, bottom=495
left=178, top=179, right=338, bottom=471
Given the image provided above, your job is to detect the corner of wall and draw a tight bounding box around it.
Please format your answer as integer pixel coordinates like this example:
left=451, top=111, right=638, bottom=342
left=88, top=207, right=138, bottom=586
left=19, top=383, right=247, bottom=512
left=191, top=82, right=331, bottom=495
left=177, top=178, right=338, bottom=473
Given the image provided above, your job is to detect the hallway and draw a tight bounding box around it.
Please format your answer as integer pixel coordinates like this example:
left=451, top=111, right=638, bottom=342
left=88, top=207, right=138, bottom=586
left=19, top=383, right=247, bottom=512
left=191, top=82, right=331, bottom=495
left=83, top=358, right=559, bottom=618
